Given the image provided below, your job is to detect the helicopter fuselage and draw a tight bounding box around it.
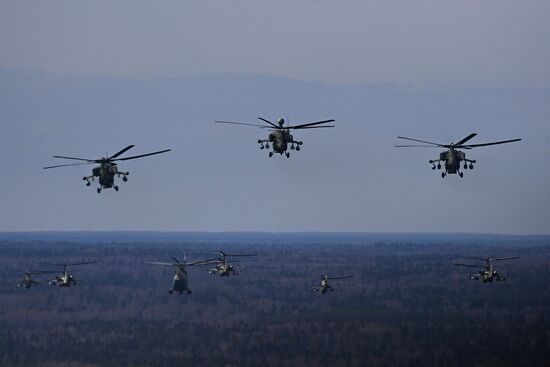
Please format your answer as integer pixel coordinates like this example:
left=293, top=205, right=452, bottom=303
left=430, top=148, right=475, bottom=178
left=259, top=129, right=303, bottom=157
left=171, top=265, right=191, bottom=294
left=209, top=263, right=235, bottom=277
left=84, top=162, right=129, bottom=192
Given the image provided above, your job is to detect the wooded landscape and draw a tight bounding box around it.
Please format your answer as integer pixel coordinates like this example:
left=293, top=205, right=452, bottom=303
left=0, top=234, right=549, bottom=366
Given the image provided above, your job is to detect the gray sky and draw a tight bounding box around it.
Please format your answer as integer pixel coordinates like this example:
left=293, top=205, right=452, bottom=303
left=0, top=1, right=549, bottom=234
left=1, top=1, right=550, bottom=87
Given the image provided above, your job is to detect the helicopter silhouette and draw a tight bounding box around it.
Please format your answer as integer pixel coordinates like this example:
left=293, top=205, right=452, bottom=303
left=396, top=133, right=521, bottom=178
left=17, top=270, right=56, bottom=289
left=43, top=145, right=171, bottom=193
left=313, top=275, right=353, bottom=294
left=453, top=256, right=519, bottom=282
left=145, top=256, right=213, bottom=294
left=215, top=117, right=335, bottom=158
left=205, top=250, right=257, bottom=277
left=41, top=261, right=96, bottom=287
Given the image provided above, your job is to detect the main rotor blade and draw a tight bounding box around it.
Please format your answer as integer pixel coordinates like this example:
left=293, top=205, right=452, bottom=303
left=144, top=261, right=175, bottom=266
left=460, top=256, right=486, bottom=262
left=113, top=149, right=171, bottom=161
left=187, top=258, right=220, bottom=266
left=288, top=119, right=335, bottom=129
left=257, top=117, right=280, bottom=128
left=395, top=145, right=440, bottom=148
left=172, top=257, right=181, bottom=264
left=396, top=136, right=445, bottom=147
left=452, top=263, right=481, bottom=268
left=68, top=261, right=96, bottom=266
left=462, top=138, right=521, bottom=148
left=28, top=270, right=57, bottom=275
left=215, top=120, right=271, bottom=128
left=109, top=145, right=135, bottom=159
left=223, top=253, right=257, bottom=257
left=292, top=125, right=335, bottom=130
left=491, top=256, right=520, bottom=261
left=327, top=275, right=353, bottom=280
left=455, top=133, right=478, bottom=146
left=52, top=155, right=95, bottom=162
left=43, top=162, right=95, bottom=169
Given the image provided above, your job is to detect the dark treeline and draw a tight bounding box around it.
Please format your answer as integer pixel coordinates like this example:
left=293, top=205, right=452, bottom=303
left=0, top=237, right=549, bottom=366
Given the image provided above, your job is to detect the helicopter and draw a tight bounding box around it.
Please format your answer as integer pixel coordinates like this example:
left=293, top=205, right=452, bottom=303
left=215, top=117, right=335, bottom=158
left=17, top=270, right=56, bottom=289
left=313, top=275, right=353, bottom=294
left=42, top=261, right=96, bottom=287
left=43, top=145, right=171, bottom=193
left=395, top=133, right=521, bottom=178
left=453, top=256, right=519, bottom=282
left=145, top=256, right=213, bottom=295
left=206, top=250, right=257, bottom=277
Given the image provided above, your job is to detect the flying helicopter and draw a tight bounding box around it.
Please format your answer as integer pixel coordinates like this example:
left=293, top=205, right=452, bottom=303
left=215, top=117, right=335, bottom=158
left=41, top=261, right=96, bottom=287
left=206, top=250, right=257, bottom=277
left=453, top=256, right=519, bottom=282
left=145, top=256, right=213, bottom=295
left=395, top=133, right=521, bottom=178
left=17, top=270, right=56, bottom=289
left=313, top=275, right=353, bottom=294
left=43, top=145, right=171, bottom=193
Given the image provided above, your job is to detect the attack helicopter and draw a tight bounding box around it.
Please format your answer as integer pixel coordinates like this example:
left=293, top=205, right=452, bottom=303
left=313, top=275, right=353, bottom=294
left=395, top=133, right=521, bottom=178
left=215, top=117, right=335, bottom=158
left=453, top=256, right=519, bottom=282
left=17, top=270, right=56, bottom=289
left=145, top=256, right=213, bottom=295
left=42, top=261, right=96, bottom=287
left=43, top=145, right=171, bottom=193
left=206, top=250, right=257, bottom=277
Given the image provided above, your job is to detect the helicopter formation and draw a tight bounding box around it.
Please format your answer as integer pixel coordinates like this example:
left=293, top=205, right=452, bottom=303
left=30, top=116, right=525, bottom=295
left=17, top=261, right=96, bottom=288
left=41, top=117, right=522, bottom=192
left=17, top=250, right=520, bottom=294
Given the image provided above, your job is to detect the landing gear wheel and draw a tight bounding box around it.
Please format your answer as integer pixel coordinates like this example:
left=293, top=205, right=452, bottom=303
left=459, top=172, right=464, bottom=178
left=114, top=186, right=119, bottom=191
left=286, top=152, right=290, bottom=158
left=469, top=163, right=474, bottom=170
left=97, top=188, right=102, bottom=194
left=437, top=164, right=441, bottom=169
left=441, top=172, right=446, bottom=178
left=122, top=176, right=128, bottom=182
left=187, top=290, right=192, bottom=295
left=269, top=152, right=273, bottom=158
left=296, top=146, right=300, bottom=151
left=86, top=182, right=91, bottom=187
left=464, top=164, right=468, bottom=169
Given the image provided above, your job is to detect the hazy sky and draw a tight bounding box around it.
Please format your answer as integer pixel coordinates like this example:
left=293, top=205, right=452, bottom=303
left=1, top=1, right=550, bottom=87
left=0, top=2, right=549, bottom=234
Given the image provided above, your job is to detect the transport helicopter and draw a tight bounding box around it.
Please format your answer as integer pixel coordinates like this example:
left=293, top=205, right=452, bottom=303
left=43, top=145, right=171, bottom=193
left=215, top=117, right=335, bottom=158
left=145, top=256, right=213, bottom=295
left=453, top=256, right=519, bottom=282
left=206, top=250, right=257, bottom=277
left=313, top=275, right=352, bottom=294
left=395, top=133, right=521, bottom=178
left=17, top=270, right=56, bottom=289
left=41, top=261, right=96, bottom=287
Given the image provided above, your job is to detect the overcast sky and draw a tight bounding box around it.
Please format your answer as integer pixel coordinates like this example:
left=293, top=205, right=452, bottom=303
left=0, top=1, right=549, bottom=234
left=1, top=0, right=550, bottom=87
